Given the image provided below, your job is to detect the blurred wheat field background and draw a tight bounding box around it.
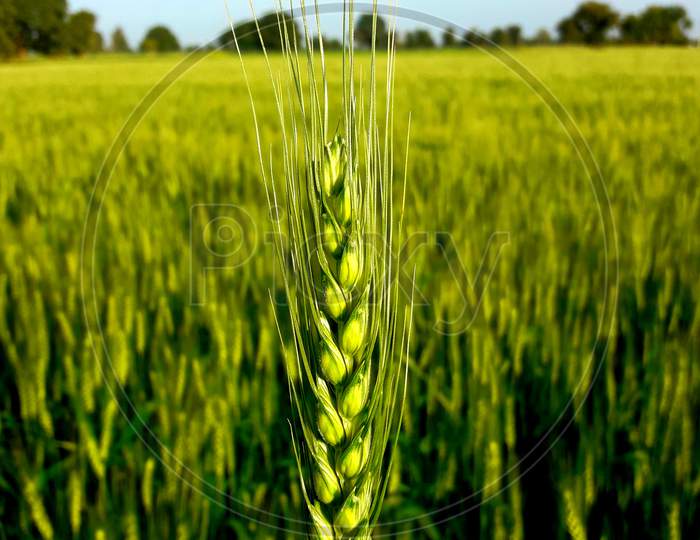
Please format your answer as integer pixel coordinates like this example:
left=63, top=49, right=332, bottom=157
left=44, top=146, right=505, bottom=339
left=1, top=47, right=699, bottom=539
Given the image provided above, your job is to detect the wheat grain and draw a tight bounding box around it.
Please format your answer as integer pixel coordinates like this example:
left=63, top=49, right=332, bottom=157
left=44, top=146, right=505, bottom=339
left=125, top=512, right=139, bottom=540
left=68, top=469, right=82, bottom=534
left=23, top=476, right=54, bottom=540
left=563, top=489, right=586, bottom=540
left=668, top=500, right=680, bottom=540
left=142, top=458, right=156, bottom=514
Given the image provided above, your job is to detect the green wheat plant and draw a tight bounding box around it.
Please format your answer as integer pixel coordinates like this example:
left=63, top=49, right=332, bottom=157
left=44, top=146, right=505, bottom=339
left=229, top=1, right=413, bottom=537
left=2, top=26, right=699, bottom=540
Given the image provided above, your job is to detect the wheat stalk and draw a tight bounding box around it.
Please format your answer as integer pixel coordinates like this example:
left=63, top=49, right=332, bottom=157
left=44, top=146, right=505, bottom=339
left=229, top=1, right=412, bottom=536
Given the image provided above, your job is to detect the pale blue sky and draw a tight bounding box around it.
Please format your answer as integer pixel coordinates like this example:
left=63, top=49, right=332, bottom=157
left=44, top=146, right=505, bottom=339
left=69, top=1, right=699, bottom=48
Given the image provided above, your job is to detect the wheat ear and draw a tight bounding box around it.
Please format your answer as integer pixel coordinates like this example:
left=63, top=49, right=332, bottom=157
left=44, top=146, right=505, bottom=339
left=229, top=0, right=412, bottom=536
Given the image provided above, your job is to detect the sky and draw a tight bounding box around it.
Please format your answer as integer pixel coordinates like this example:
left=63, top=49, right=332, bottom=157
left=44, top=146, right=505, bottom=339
left=69, top=0, right=699, bottom=48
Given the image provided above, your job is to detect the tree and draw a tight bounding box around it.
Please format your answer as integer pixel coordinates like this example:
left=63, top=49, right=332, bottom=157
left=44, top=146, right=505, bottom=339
left=488, top=25, right=522, bottom=46
left=621, top=6, right=692, bottom=45
left=219, top=12, right=299, bottom=51
left=110, top=27, right=131, bottom=52
left=140, top=25, right=180, bottom=53
left=442, top=27, right=457, bottom=47
left=557, top=18, right=583, bottom=43
left=489, top=27, right=507, bottom=46
left=93, top=31, right=103, bottom=52
left=557, top=2, right=619, bottom=45
left=403, top=29, right=435, bottom=49
left=463, top=28, right=488, bottom=48
left=620, top=15, right=642, bottom=42
left=64, top=10, right=101, bottom=55
left=355, top=14, right=388, bottom=49
left=531, top=28, right=553, bottom=45
left=0, top=0, right=19, bottom=58
left=312, top=35, right=342, bottom=51
left=506, top=25, right=523, bottom=46
left=13, top=0, right=68, bottom=54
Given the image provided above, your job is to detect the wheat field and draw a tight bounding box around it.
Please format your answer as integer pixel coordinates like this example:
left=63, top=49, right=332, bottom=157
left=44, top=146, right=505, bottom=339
left=1, top=47, right=699, bottom=538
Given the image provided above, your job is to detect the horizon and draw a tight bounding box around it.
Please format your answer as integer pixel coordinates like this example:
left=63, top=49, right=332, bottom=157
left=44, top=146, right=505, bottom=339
left=68, top=1, right=699, bottom=49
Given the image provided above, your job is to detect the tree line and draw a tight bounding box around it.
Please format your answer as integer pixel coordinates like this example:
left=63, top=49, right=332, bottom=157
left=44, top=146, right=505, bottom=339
left=555, top=2, right=693, bottom=45
left=216, top=3, right=695, bottom=52
left=0, top=0, right=181, bottom=59
left=0, top=1, right=695, bottom=60
left=403, top=2, right=694, bottom=48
